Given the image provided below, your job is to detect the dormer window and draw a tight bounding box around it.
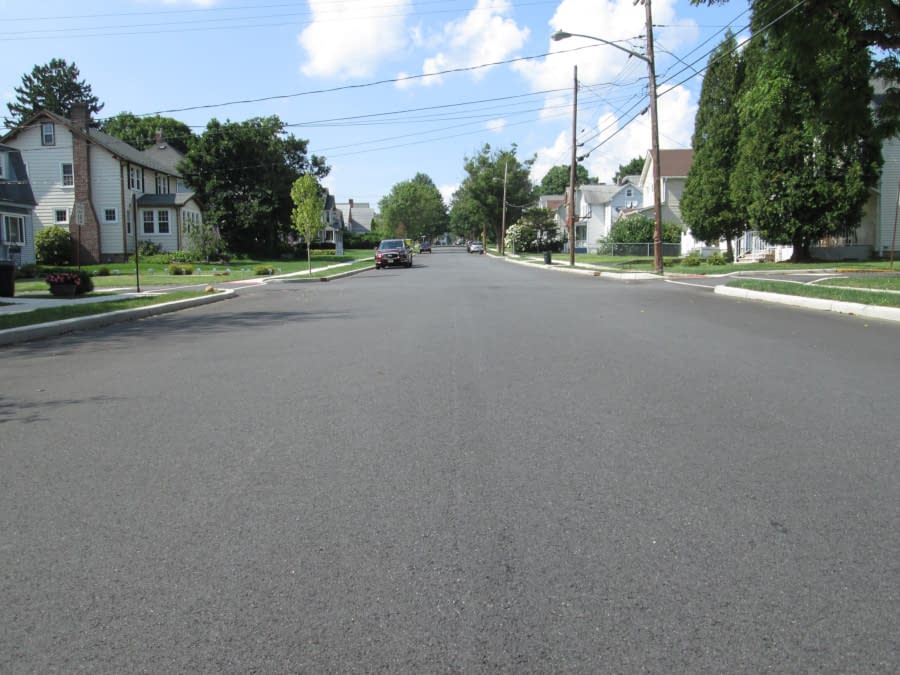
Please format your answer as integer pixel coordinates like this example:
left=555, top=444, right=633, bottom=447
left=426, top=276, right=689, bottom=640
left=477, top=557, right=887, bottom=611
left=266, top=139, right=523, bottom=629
left=626, top=188, right=633, bottom=198
left=42, top=122, right=55, bottom=146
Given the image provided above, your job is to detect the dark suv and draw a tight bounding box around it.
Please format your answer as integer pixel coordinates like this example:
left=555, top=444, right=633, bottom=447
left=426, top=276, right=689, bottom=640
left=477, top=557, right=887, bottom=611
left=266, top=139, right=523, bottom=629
left=375, top=239, right=413, bottom=269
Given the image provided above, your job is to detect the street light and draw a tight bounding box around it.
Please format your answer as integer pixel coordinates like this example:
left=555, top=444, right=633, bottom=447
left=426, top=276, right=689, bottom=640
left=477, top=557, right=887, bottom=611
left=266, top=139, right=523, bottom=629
left=552, top=0, right=664, bottom=274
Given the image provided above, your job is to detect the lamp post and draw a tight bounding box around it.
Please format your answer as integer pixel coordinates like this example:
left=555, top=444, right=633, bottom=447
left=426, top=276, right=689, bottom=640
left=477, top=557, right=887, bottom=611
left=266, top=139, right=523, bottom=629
left=553, top=0, right=664, bottom=274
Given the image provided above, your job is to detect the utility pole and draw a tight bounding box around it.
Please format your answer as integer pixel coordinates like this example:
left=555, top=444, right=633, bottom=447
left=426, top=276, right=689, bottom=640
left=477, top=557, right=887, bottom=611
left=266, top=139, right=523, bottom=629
left=500, top=160, right=508, bottom=256
left=568, top=64, right=578, bottom=267
left=644, top=0, right=664, bottom=274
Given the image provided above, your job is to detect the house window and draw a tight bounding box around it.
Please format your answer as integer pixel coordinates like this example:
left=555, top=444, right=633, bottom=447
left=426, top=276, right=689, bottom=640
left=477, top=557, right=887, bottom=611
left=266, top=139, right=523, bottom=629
left=129, top=167, right=143, bottom=191
left=61, top=163, right=74, bottom=187
left=156, top=175, right=169, bottom=194
left=3, top=215, right=25, bottom=243
left=104, top=208, right=118, bottom=223
left=157, top=210, right=170, bottom=234
left=143, top=211, right=155, bottom=234
left=136, top=169, right=142, bottom=191
left=55, top=209, right=69, bottom=224
left=41, top=122, right=55, bottom=146
left=0, top=152, right=5, bottom=178
left=626, top=188, right=633, bottom=197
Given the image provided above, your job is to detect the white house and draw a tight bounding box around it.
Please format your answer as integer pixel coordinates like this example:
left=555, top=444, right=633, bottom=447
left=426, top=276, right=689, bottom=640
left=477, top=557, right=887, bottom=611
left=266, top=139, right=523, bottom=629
left=572, top=182, right=643, bottom=252
left=0, top=105, right=203, bottom=263
left=0, top=143, right=37, bottom=265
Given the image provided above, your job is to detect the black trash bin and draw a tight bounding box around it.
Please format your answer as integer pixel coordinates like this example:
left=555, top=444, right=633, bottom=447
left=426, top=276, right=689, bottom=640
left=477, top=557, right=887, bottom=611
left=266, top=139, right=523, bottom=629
left=0, top=261, right=15, bottom=297
left=543, top=251, right=552, bottom=265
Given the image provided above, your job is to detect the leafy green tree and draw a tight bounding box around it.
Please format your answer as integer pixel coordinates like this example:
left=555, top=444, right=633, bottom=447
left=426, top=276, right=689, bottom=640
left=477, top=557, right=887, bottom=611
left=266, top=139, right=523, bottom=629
left=731, top=4, right=880, bottom=260
left=504, top=207, right=560, bottom=252
left=99, top=112, right=194, bottom=153
left=691, top=0, right=898, bottom=139
left=613, top=157, right=645, bottom=184
left=607, top=214, right=681, bottom=243
left=291, top=173, right=324, bottom=274
left=4, top=59, right=103, bottom=128
left=681, top=32, right=745, bottom=258
left=185, top=219, right=224, bottom=262
left=179, top=116, right=329, bottom=256
left=450, top=144, right=535, bottom=246
left=538, top=164, right=596, bottom=196
left=378, top=173, right=448, bottom=241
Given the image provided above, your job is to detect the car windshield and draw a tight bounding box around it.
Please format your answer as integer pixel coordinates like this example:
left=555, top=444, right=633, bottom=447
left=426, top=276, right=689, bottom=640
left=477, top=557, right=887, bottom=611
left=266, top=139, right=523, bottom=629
left=380, top=241, right=403, bottom=249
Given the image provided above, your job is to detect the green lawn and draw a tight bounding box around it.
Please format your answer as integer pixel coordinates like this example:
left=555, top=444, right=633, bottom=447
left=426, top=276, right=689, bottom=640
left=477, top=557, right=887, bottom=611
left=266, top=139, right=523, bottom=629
left=0, top=290, right=214, bottom=330
left=726, top=279, right=900, bottom=308
left=14, top=250, right=375, bottom=293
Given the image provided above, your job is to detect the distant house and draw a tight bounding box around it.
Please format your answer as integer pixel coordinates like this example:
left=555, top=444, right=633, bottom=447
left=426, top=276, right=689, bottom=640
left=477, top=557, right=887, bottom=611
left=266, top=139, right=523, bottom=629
left=572, top=182, right=643, bottom=252
left=335, top=199, right=375, bottom=233
left=0, top=144, right=37, bottom=265
left=0, top=105, right=203, bottom=263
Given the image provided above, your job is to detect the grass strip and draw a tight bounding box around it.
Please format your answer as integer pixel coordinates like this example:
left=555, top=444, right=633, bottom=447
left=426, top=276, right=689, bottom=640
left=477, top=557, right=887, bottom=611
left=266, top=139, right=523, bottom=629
left=727, top=279, right=900, bottom=308
left=0, top=291, right=211, bottom=330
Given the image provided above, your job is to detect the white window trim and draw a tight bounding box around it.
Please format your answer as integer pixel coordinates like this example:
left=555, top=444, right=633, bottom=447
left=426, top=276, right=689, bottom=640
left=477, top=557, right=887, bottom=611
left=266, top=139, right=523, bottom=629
left=42, top=122, right=55, bottom=146
left=156, top=175, right=169, bottom=194
left=103, top=208, right=119, bottom=223
left=54, top=209, right=69, bottom=225
left=3, top=214, right=26, bottom=244
left=61, top=163, right=74, bottom=188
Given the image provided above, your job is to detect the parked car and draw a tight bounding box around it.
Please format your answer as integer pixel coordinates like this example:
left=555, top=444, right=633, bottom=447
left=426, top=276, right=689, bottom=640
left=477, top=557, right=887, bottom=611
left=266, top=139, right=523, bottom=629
left=375, top=239, right=413, bottom=269
left=468, top=241, right=485, bottom=254
left=418, top=241, right=432, bottom=253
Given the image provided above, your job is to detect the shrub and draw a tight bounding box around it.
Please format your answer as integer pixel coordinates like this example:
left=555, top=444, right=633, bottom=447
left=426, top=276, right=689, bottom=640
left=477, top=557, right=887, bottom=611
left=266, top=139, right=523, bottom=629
left=168, top=263, right=184, bottom=275
left=46, top=269, right=94, bottom=294
left=35, top=226, right=73, bottom=265
left=169, top=250, right=192, bottom=263
left=97, top=267, right=111, bottom=276
left=138, top=240, right=163, bottom=257
left=682, top=251, right=703, bottom=267
left=16, top=264, right=41, bottom=279
left=707, top=251, right=727, bottom=266
left=254, top=265, right=275, bottom=275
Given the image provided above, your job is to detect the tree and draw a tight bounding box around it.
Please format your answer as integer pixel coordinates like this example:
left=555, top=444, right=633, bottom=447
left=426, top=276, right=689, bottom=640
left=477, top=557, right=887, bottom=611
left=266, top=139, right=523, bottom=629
left=731, top=4, right=881, bottom=260
left=691, top=0, right=899, bottom=139
left=613, top=157, right=645, bottom=185
left=378, top=173, right=449, bottom=241
left=538, top=164, right=597, bottom=196
left=681, top=32, right=745, bottom=258
left=504, top=207, right=561, bottom=252
left=449, top=144, right=535, bottom=245
left=99, top=112, right=194, bottom=153
left=179, top=116, right=329, bottom=256
left=291, top=174, right=324, bottom=274
left=5, top=59, right=103, bottom=129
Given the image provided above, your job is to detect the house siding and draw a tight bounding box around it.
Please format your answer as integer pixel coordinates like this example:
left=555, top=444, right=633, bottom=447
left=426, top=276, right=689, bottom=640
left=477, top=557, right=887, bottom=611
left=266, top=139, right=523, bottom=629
left=92, top=151, right=125, bottom=256
left=877, top=135, right=900, bottom=255
left=16, top=123, right=75, bottom=232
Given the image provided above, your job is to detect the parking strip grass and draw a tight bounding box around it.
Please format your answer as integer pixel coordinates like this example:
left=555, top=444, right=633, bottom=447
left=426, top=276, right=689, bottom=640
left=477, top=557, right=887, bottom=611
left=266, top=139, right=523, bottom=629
left=726, top=279, right=900, bottom=308
left=0, top=290, right=212, bottom=330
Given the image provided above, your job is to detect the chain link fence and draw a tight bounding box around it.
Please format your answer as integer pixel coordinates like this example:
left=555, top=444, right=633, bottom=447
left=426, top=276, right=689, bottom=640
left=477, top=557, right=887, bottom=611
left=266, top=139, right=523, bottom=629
left=597, top=242, right=683, bottom=257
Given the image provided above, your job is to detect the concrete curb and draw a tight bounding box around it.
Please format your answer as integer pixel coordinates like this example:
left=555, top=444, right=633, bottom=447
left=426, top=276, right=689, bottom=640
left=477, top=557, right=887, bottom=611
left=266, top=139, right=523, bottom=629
left=715, top=285, right=900, bottom=323
left=0, top=288, right=236, bottom=346
left=271, top=264, right=374, bottom=283
left=498, top=253, right=660, bottom=280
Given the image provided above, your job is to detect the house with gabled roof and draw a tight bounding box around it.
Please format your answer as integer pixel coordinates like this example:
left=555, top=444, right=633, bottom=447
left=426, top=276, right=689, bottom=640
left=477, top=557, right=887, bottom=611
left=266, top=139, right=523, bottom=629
left=336, top=199, right=375, bottom=233
left=573, top=182, right=643, bottom=252
left=0, top=144, right=37, bottom=265
left=0, top=104, right=203, bottom=264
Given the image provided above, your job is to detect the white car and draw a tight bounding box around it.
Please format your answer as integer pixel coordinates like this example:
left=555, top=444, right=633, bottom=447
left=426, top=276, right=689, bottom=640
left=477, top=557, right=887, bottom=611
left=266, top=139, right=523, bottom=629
left=468, top=241, right=485, bottom=254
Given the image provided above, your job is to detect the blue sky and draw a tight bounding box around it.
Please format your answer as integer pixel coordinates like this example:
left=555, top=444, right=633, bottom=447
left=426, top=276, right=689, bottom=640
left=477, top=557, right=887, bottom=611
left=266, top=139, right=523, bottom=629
left=2, top=0, right=750, bottom=208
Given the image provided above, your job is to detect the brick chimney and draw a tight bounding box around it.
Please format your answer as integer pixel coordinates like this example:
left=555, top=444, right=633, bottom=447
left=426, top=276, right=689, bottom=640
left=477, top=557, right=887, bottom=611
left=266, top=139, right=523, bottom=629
left=69, top=103, right=102, bottom=264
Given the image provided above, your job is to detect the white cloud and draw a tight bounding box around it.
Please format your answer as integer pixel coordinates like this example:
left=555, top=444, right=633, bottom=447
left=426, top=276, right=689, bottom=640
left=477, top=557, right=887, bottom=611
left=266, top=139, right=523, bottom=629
left=406, top=0, right=529, bottom=87
left=439, top=183, right=458, bottom=205
left=299, top=0, right=412, bottom=79
left=486, top=118, right=507, bottom=133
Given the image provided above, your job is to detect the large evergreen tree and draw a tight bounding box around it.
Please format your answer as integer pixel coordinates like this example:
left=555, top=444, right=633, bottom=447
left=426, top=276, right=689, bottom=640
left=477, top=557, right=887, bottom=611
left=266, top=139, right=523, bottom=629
left=179, top=116, right=329, bottom=256
left=732, top=3, right=881, bottom=260
left=99, top=112, right=194, bottom=154
left=4, top=59, right=103, bottom=128
left=450, top=144, right=535, bottom=244
left=378, top=173, right=448, bottom=241
left=681, top=31, right=745, bottom=258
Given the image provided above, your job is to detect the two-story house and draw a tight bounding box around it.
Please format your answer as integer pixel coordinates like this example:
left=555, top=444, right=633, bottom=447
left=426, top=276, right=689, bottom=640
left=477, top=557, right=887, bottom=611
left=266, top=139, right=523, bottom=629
left=0, top=105, right=203, bottom=264
left=0, top=144, right=37, bottom=265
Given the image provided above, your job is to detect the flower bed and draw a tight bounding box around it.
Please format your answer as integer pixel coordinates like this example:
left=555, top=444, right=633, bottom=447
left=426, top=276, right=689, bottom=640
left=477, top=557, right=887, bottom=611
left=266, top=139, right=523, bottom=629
left=45, top=270, right=94, bottom=296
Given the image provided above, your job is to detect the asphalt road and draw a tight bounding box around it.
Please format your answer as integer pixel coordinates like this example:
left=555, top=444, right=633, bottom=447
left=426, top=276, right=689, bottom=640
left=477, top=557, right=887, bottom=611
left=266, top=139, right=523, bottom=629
left=2, top=247, right=898, bottom=673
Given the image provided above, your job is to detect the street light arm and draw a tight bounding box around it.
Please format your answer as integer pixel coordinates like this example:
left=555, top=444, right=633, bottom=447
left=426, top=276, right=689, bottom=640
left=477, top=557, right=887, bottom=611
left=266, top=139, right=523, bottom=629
left=551, top=29, right=649, bottom=63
